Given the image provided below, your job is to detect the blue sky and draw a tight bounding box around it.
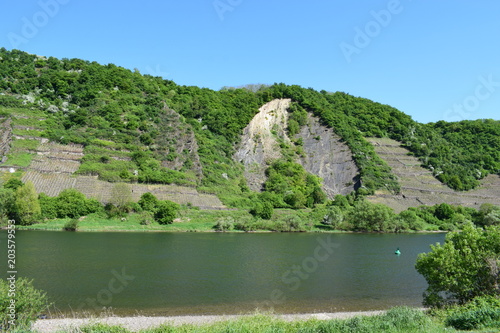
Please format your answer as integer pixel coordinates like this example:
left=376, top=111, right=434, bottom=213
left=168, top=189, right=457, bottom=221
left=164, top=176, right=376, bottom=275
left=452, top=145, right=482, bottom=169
left=1, top=0, right=499, bottom=123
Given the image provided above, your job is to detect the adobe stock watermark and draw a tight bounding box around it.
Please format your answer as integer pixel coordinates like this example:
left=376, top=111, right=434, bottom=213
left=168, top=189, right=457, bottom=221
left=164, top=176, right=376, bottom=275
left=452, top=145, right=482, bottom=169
left=213, top=0, right=243, bottom=21
left=443, top=74, right=500, bottom=122
left=339, top=0, right=406, bottom=63
left=254, top=235, right=340, bottom=310
left=7, top=0, right=70, bottom=49
left=145, top=65, right=170, bottom=78
left=76, top=267, right=135, bottom=312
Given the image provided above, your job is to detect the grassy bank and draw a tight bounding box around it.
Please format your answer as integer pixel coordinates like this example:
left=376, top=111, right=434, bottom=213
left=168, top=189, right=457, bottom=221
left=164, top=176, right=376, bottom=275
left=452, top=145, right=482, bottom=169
left=27, top=308, right=464, bottom=333
left=15, top=208, right=329, bottom=233
left=15, top=207, right=446, bottom=233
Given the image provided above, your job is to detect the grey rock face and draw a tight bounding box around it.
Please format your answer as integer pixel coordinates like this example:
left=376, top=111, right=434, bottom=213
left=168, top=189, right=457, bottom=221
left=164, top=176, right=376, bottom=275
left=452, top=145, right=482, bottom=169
left=235, top=99, right=359, bottom=197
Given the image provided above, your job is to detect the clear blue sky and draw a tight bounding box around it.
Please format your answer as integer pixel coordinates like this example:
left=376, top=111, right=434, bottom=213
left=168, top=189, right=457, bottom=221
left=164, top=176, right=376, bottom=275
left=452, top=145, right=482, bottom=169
left=1, top=0, right=499, bottom=123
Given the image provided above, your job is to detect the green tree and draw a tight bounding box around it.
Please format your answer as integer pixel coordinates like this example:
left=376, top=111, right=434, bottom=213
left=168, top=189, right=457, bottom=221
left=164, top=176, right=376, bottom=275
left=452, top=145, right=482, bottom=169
left=259, top=201, right=274, bottom=220
left=415, top=223, right=500, bottom=307
left=138, top=192, right=159, bottom=213
left=0, top=188, right=15, bottom=223
left=3, top=178, right=24, bottom=191
left=434, top=203, right=455, bottom=220
left=14, top=182, right=41, bottom=225
left=393, top=210, right=425, bottom=231
left=110, top=183, right=132, bottom=211
left=56, top=188, right=89, bottom=218
left=322, top=206, right=345, bottom=229
left=249, top=200, right=274, bottom=220
left=346, top=200, right=395, bottom=232
left=154, top=200, right=179, bottom=224
left=484, top=210, right=500, bottom=226
left=478, top=204, right=500, bottom=226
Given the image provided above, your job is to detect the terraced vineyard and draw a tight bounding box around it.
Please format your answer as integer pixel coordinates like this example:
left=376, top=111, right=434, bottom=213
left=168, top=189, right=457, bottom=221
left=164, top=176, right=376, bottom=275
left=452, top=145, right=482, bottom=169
left=366, top=138, right=500, bottom=212
left=17, top=140, right=226, bottom=209
left=22, top=171, right=225, bottom=208
left=0, top=117, right=12, bottom=160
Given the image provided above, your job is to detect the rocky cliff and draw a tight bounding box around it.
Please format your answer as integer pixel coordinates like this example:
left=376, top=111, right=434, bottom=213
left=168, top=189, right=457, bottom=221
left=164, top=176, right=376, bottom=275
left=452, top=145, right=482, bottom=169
left=295, top=114, right=359, bottom=196
left=234, top=99, right=359, bottom=197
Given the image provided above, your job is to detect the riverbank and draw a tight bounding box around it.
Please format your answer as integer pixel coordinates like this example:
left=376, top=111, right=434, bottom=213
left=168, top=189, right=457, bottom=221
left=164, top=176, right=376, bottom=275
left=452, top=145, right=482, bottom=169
left=13, top=208, right=445, bottom=233
left=31, top=310, right=395, bottom=332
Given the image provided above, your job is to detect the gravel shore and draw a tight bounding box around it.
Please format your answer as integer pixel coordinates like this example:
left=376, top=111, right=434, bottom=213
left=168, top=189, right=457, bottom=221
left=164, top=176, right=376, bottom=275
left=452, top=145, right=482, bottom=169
left=33, top=311, right=385, bottom=332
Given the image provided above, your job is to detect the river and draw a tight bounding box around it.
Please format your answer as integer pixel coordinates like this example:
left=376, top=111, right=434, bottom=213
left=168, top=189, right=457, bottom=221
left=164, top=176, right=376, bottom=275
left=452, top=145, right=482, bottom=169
left=0, top=231, right=445, bottom=316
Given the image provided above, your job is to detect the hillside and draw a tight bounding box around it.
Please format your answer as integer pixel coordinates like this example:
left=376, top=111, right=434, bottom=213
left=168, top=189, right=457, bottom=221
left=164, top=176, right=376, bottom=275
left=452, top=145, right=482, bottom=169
left=0, top=48, right=499, bottom=213
left=235, top=99, right=358, bottom=196
left=366, top=138, right=500, bottom=212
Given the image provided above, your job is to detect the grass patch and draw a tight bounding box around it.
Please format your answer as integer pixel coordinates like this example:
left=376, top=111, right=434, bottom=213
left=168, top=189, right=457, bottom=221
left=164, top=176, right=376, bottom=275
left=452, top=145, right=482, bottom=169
left=1, top=107, right=46, bottom=119
left=84, top=145, right=133, bottom=158
left=18, top=209, right=257, bottom=232
left=12, top=128, right=45, bottom=137
left=11, top=116, right=47, bottom=128
left=10, top=138, right=40, bottom=151
left=43, top=308, right=453, bottom=333
left=2, top=152, right=34, bottom=167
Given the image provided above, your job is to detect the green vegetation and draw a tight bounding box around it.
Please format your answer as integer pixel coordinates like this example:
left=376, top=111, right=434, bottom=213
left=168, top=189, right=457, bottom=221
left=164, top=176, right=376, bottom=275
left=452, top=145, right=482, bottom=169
left=443, top=296, right=500, bottom=330
left=1, top=48, right=497, bottom=205
left=39, top=188, right=103, bottom=219
left=416, top=223, right=500, bottom=307
left=415, top=223, right=500, bottom=331
left=2, top=175, right=499, bottom=232
left=13, top=181, right=40, bottom=225
left=0, top=278, right=50, bottom=331
left=261, top=159, right=326, bottom=209
left=17, top=307, right=454, bottom=333
left=0, top=48, right=498, bottom=233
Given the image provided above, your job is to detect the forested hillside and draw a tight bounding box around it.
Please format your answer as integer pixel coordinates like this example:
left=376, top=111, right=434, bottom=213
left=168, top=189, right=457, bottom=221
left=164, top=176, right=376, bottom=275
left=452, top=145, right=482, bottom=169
left=0, top=48, right=498, bottom=210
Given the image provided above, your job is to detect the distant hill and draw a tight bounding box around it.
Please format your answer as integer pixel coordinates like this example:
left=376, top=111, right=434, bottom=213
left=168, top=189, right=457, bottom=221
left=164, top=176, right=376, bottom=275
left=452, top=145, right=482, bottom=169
left=0, top=48, right=498, bottom=210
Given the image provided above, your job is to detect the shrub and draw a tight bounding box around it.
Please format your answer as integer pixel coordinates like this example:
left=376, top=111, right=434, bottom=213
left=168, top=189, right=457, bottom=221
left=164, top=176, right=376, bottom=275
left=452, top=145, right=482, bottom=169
left=0, top=278, right=50, bottom=331
left=345, top=200, right=395, bottom=232
left=0, top=188, right=15, bottom=223
left=63, top=219, right=79, bottom=231
left=416, top=224, right=500, bottom=307
left=214, top=217, right=234, bottom=232
left=39, top=189, right=103, bottom=219
left=2, top=178, right=24, bottom=191
left=14, top=182, right=41, bottom=225
left=249, top=201, right=274, bottom=220
left=322, top=206, right=344, bottom=229
left=445, top=297, right=500, bottom=330
left=154, top=200, right=180, bottom=225
left=138, top=192, right=159, bottom=213
left=139, top=211, right=154, bottom=225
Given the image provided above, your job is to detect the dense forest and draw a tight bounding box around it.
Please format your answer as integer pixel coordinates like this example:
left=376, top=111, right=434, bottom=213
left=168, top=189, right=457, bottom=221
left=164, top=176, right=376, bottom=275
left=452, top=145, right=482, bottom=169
left=0, top=48, right=499, bottom=213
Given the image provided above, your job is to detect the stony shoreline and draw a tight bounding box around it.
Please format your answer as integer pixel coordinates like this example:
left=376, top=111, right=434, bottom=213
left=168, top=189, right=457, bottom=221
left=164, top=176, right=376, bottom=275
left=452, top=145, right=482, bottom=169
left=33, top=311, right=386, bottom=332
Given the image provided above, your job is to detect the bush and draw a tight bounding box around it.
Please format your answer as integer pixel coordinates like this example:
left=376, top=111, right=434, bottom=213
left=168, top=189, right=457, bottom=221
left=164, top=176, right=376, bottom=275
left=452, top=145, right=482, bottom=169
left=249, top=201, right=274, bottom=220
left=416, top=224, right=500, bottom=307
left=139, top=211, right=154, bottom=225
left=345, top=200, right=395, bottom=232
left=138, top=192, right=159, bottom=213
left=214, top=217, right=234, bottom=232
left=63, top=219, right=79, bottom=231
left=445, top=297, right=500, bottom=330
left=2, top=178, right=23, bottom=191
left=14, top=182, right=41, bottom=225
left=0, top=188, right=15, bottom=224
left=0, top=278, right=50, bottom=331
left=321, top=206, right=344, bottom=229
left=154, top=200, right=180, bottom=224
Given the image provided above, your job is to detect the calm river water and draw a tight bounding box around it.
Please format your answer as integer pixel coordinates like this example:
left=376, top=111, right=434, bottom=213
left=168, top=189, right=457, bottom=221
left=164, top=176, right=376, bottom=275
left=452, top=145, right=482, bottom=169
left=0, top=231, right=445, bottom=316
